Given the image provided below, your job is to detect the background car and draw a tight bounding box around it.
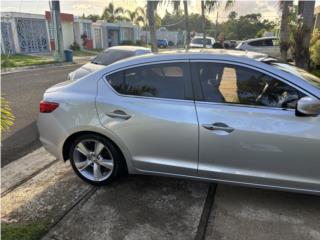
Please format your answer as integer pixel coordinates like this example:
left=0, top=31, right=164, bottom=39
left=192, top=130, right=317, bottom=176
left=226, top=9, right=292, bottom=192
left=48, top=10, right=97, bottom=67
left=236, top=36, right=291, bottom=59
left=68, top=46, right=151, bottom=81
left=38, top=50, right=320, bottom=194
left=157, top=39, right=169, bottom=48
left=190, top=37, right=215, bottom=48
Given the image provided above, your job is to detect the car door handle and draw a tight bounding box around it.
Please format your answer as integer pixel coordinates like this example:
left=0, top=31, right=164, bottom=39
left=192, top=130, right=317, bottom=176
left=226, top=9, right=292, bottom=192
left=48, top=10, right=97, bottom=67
left=106, top=110, right=131, bottom=120
left=202, top=122, right=234, bottom=133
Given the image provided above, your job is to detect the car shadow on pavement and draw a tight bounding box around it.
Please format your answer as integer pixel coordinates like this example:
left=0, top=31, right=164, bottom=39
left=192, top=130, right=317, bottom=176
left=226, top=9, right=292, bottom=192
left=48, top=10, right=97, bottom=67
left=1, top=121, right=41, bottom=167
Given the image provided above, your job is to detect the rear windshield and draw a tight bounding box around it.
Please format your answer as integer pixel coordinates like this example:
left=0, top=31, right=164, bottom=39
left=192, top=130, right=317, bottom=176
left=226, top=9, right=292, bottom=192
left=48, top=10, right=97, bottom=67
left=191, top=38, right=212, bottom=45
left=92, top=49, right=135, bottom=66
left=271, top=62, right=320, bottom=89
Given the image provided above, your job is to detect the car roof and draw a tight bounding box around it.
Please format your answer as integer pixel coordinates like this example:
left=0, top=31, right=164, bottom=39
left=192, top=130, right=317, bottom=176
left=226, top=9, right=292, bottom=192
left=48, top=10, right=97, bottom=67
left=192, top=36, right=215, bottom=40
left=103, top=45, right=151, bottom=52
left=245, top=36, right=278, bottom=42
left=108, top=49, right=268, bottom=68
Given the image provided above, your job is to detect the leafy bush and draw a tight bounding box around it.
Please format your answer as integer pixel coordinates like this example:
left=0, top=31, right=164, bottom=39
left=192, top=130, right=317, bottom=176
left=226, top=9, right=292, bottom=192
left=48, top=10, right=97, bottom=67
left=135, top=40, right=145, bottom=46
left=1, top=97, right=15, bottom=132
left=168, top=40, right=174, bottom=46
left=120, top=40, right=134, bottom=45
left=310, top=31, right=320, bottom=67
left=70, top=41, right=80, bottom=51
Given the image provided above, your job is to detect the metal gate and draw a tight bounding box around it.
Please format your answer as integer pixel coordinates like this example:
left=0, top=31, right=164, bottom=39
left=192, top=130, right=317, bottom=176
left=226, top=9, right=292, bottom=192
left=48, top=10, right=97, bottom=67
left=94, top=28, right=102, bottom=49
left=15, top=18, right=49, bottom=53
left=1, top=22, right=15, bottom=54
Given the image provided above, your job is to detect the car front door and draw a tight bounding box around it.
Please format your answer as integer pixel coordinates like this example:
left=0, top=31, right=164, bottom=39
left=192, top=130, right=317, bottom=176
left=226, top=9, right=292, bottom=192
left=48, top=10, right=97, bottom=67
left=96, top=62, right=199, bottom=176
left=192, top=61, right=320, bottom=192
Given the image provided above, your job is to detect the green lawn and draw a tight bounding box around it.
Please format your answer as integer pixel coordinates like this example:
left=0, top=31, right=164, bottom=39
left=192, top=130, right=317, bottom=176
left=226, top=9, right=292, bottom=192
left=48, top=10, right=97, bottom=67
left=1, top=54, right=55, bottom=68
left=72, top=49, right=103, bottom=57
left=1, top=222, right=49, bottom=240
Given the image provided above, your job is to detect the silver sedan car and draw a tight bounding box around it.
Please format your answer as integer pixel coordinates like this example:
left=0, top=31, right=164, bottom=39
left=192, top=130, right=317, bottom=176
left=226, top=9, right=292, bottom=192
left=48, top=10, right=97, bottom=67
left=37, top=50, right=320, bottom=194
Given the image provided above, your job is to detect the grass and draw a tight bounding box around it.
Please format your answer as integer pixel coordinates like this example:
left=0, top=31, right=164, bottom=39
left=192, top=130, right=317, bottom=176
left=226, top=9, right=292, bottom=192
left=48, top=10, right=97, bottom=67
left=1, top=54, right=55, bottom=68
left=311, top=68, right=320, bottom=78
left=1, top=222, right=49, bottom=240
left=72, top=49, right=103, bottom=57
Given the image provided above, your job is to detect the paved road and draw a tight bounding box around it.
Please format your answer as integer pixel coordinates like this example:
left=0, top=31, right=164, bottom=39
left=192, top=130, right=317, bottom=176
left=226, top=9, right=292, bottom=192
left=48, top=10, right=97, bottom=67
left=1, top=64, right=82, bottom=167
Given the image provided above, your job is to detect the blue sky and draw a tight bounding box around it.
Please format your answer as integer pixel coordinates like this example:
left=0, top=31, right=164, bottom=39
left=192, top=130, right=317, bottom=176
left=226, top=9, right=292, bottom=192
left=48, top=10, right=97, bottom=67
left=1, top=0, right=320, bottom=23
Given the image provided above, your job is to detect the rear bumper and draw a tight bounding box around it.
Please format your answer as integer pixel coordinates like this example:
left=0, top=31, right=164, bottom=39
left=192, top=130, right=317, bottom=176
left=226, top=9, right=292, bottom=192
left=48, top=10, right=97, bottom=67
left=37, top=112, right=68, bottom=160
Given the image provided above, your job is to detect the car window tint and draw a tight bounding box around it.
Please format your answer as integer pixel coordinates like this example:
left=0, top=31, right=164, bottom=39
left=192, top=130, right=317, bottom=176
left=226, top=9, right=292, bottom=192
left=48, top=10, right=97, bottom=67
left=93, top=50, right=135, bottom=65
left=191, top=38, right=212, bottom=45
left=265, top=39, right=273, bottom=46
left=107, top=63, right=187, bottom=100
left=248, top=40, right=264, bottom=46
left=197, top=63, right=305, bottom=108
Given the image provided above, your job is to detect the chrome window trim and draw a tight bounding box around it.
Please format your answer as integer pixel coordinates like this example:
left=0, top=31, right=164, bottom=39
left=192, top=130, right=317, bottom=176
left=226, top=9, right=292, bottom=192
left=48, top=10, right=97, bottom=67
left=102, top=60, right=195, bottom=103
left=195, top=100, right=295, bottom=112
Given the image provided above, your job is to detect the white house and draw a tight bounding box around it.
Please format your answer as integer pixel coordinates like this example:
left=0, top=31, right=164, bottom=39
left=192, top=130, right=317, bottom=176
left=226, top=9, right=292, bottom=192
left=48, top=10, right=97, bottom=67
left=92, top=20, right=139, bottom=49
left=1, top=12, right=50, bottom=54
left=73, top=17, right=94, bottom=49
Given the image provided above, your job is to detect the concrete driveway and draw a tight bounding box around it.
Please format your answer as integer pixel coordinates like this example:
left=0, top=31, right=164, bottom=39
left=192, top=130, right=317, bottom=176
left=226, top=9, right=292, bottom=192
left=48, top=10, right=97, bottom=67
left=2, top=149, right=319, bottom=240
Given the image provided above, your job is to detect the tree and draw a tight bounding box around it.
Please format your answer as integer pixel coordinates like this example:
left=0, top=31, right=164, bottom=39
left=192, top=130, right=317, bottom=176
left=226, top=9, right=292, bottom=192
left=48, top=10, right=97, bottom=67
left=217, top=13, right=275, bottom=40
left=171, top=0, right=190, bottom=48
left=102, top=3, right=124, bottom=22
left=228, top=11, right=237, bottom=21
left=200, top=0, right=234, bottom=47
left=82, top=14, right=100, bottom=22
left=293, top=0, right=316, bottom=69
left=279, top=0, right=293, bottom=61
left=147, top=1, right=159, bottom=52
left=125, top=8, right=146, bottom=27
left=162, top=12, right=211, bottom=33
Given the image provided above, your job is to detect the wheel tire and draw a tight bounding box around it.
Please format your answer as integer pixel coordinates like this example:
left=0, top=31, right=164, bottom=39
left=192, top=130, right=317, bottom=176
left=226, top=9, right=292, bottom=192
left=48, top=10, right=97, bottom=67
left=69, top=133, right=125, bottom=186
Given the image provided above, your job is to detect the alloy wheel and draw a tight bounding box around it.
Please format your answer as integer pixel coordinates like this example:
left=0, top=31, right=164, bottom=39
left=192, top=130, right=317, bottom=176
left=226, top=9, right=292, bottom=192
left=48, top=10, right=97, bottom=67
left=73, top=139, right=114, bottom=182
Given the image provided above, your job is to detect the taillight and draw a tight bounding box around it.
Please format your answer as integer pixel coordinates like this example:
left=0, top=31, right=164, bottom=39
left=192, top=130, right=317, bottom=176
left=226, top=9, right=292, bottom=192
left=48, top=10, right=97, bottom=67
left=40, top=101, right=59, bottom=113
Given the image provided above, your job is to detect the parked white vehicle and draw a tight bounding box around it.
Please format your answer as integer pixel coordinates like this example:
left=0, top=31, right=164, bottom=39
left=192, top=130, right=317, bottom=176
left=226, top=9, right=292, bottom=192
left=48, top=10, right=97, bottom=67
left=190, top=37, right=215, bottom=48
left=236, top=37, right=290, bottom=59
left=68, top=46, right=151, bottom=81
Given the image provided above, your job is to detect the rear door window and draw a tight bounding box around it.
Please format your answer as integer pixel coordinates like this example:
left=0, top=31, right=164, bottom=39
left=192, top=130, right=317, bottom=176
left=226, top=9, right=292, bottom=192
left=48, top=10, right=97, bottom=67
left=107, top=63, right=191, bottom=100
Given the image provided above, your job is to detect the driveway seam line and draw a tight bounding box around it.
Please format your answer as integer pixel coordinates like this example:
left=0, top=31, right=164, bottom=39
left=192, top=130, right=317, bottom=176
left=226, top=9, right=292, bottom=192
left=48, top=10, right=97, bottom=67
left=1, top=158, right=60, bottom=197
left=195, top=183, right=218, bottom=240
left=44, top=186, right=98, bottom=237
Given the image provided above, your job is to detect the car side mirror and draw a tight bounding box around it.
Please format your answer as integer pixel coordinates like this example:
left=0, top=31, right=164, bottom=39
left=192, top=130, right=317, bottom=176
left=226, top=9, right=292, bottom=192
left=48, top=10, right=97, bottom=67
left=296, top=97, right=320, bottom=117
left=90, top=56, right=96, bottom=62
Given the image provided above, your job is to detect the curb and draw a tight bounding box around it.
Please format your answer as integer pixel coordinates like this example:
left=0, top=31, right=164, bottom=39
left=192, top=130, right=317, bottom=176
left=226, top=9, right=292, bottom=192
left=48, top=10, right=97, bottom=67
left=1, top=56, right=91, bottom=75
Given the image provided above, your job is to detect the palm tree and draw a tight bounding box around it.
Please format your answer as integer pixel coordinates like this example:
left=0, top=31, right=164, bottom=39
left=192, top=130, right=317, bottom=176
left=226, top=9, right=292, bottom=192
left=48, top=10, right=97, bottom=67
left=279, top=1, right=293, bottom=61
left=147, top=1, right=159, bottom=52
left=171, top=0, right=190, bottom=49
left=102, top=3, right=124, bottom=22
left=125, top=8, right=146, bottom=27
left=136, top=7, right=147, bottom=29
left=201, top=0, right=234, bottom=48
left=294, top=0, right=316, bottom=69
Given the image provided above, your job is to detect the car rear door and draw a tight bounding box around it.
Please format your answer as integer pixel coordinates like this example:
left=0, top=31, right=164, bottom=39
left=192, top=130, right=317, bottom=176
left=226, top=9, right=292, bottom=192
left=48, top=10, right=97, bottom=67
left=191, top=61, right=320, bottom=192
left=96, top=61, right=199, bottom=176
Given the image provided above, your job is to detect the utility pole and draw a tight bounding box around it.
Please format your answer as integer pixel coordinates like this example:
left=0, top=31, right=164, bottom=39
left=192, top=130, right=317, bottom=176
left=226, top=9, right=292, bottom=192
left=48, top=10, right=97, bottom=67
left=201, top=0, right=206, bottom=48
left=215, top=11, right=219, bottom=39
left=50, top=0, right=64, bottom=62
